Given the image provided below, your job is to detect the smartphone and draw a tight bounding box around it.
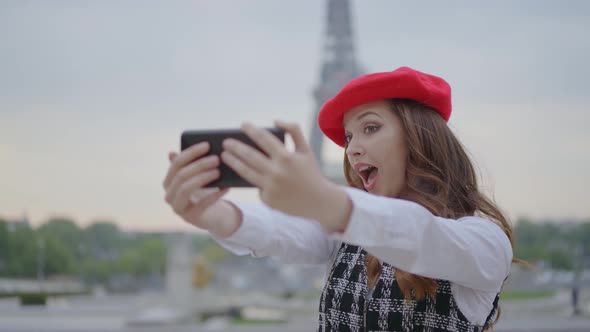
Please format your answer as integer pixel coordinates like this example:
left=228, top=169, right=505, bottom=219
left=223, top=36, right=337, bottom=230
left=180, top=127, right=286, bottom=188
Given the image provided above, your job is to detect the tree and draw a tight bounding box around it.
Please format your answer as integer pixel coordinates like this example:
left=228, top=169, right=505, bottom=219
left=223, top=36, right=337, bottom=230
left=0, top=220, right=9, bottom=273
left=83, top=221, right=121, bottom=260
left=38, top=217, right=82, bottom=258
left=114, top=237, right=166, bottom=276
left=513, top=218, right=586, bottom=270
left=41, top=235, right=76, bottom=276
left=5, top=227, right=37, bottom=277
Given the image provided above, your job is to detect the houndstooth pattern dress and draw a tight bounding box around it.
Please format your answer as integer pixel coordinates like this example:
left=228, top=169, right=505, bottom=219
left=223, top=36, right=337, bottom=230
left=318, top=243, right=499, bottom=332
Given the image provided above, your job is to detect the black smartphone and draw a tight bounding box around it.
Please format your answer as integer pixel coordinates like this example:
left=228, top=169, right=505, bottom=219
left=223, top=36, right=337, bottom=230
left=180, top=127, right=286, bottom=188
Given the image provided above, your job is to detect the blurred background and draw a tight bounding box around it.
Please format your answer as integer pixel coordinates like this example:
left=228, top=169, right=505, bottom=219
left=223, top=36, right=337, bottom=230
left=1, top=0, right=589, bottom=331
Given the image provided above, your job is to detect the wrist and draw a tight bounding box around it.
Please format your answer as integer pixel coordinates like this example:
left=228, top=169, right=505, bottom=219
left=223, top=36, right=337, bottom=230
left=312, top=182, right=352, bottom=233
left=207, top=200, right=243, bottom=238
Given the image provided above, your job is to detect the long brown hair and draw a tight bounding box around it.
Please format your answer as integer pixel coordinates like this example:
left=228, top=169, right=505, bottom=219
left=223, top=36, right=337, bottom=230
left=343, top=99, right=527, bottom=329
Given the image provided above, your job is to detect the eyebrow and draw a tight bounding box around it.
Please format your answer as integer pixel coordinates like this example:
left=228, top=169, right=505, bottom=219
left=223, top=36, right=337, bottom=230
left=343, top=111, right=382, bottom=127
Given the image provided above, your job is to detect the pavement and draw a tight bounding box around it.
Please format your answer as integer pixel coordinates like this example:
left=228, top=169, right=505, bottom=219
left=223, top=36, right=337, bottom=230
left=0, top=288, right=588, bottom=332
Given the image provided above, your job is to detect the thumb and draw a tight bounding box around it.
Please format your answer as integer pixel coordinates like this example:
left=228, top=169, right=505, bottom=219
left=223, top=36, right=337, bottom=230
left=168, top=151, right=178, bottom=162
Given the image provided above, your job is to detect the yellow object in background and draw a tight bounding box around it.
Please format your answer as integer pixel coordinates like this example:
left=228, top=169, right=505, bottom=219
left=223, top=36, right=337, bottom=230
left=192, top=255, right=214, bottom=288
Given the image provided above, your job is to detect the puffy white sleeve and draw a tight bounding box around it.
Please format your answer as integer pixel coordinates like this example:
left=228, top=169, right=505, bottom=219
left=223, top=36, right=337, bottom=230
left=210, top=201, right=340, bottom=265
left=330, top=187, right=513, bottom=292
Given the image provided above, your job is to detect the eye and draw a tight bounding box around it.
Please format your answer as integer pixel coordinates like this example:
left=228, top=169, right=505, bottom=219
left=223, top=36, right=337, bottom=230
left=344, top=133, right=352, bottom=144
left=364, top=125, right=380, bottom=135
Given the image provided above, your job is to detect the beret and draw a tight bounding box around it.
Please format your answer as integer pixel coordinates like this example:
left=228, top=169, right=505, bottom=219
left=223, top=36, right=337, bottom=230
left=318, top=66, right=452, bottom=147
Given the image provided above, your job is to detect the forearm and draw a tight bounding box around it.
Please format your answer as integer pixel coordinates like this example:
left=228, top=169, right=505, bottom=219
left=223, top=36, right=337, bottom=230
left=209, top=201, right=338, bottom=264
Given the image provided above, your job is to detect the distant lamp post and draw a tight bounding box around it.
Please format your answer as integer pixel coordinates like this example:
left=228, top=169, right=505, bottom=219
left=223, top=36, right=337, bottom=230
left=37, top=237, right=45, bottom=292
left=572, top=243, right=582, bottom=316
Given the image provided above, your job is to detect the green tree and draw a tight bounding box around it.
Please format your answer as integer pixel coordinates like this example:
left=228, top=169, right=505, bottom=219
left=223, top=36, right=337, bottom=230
left=115, top=238, right=166, bottom=276
left=41, top=235, right=76, bottom=276
left=514, top=218, right=587, bottom=270
left=38, top=217, right=82, bottom=258
left=83, top=221, right=121, bottom=260
left=0, top=220, right=9, bottom=274
left=5, top=227, right=37, bottom=277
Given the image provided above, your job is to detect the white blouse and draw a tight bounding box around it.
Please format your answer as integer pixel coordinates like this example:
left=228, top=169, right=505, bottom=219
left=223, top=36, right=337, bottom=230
left=210, top=186, right=513, bottom=326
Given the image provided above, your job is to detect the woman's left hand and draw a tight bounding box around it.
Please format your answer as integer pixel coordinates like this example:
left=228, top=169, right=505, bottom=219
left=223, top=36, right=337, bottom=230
left=220, top=120, right=350, bottom=230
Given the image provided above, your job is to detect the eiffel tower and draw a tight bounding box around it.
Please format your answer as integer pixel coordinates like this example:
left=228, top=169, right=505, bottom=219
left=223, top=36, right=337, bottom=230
left=310, top=0, right=364, bottom=184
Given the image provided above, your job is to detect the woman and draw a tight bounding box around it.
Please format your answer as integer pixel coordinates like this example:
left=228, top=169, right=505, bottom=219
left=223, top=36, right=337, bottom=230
left=163, top=66, right=517, bottom=331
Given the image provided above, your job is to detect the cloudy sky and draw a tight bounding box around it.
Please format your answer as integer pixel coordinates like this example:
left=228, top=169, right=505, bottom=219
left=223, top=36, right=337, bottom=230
left=1, top=1, right=589, bottom=231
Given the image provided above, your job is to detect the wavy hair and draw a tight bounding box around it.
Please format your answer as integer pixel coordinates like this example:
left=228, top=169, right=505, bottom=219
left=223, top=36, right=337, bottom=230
left=342, top=99, right=528, bottom=329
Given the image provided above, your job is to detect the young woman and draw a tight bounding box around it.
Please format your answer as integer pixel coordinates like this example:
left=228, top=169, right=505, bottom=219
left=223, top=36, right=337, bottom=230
left=163, top=66, right=517, bottom=331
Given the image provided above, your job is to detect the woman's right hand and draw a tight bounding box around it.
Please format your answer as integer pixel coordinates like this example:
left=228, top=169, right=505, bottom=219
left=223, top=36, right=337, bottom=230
left=163, top=142, right=230, bottom=231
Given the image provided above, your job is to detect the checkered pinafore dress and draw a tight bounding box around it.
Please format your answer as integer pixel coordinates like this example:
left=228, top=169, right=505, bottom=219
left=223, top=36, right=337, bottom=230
left=318, top=243, right=499, bottom=332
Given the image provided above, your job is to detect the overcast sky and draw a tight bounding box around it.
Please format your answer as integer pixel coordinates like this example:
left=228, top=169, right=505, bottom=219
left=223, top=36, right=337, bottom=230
left=1, top=1, right=589, bottom=231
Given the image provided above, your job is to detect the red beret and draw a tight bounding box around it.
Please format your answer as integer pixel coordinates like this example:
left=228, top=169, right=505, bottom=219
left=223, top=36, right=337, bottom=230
left=318, top=66, right=452, bottom=147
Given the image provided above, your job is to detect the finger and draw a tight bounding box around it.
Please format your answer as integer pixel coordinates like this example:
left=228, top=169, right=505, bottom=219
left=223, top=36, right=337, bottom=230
left=190, top=187, right=221, bottom=203
left=221, top=150, right=264, bottom=187
left=188, top=188, right=230, bottom=212
left=165, top=155, right=220, bottom=204
left=163, top=142, right=210, bottom=189
left=171, top=169, right=220, bottom=214
left=169, top=151, right=178, bottom=162
left=240, top=122, right=286, bottom=159
left=222, top=138, right=272, bottom=174
left=274, top=120, right=310, bottom=153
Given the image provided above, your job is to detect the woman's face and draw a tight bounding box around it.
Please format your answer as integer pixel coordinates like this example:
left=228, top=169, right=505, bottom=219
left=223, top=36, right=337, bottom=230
left=343, top=100, right=408, bottom=197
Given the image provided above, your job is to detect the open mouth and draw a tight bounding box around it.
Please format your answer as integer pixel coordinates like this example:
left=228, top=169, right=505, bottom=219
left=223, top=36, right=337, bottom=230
left=355, top=164, right=379, bottom=191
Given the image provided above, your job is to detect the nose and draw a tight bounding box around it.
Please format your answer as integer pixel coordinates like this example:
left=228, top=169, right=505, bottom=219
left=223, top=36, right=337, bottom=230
left=345, top=137, right=365, bottom=158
